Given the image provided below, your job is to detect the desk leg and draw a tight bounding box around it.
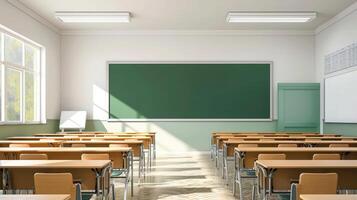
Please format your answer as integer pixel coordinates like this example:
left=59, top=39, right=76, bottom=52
left=233, top=151, right=237, bottom=196
left=154, top=142, right=156, bottom=160
left=268, top=170, right=273, bottom=197
left=97, top=165, right=111, bottom=200
left=215, top=139, right=219, bottom=168
left=148, top=146, right=152, bottom=170
left=131, top=151, right=134, bottom=196
left=2, top=169, right=9, bottom=194
left=95, top=170, right=101, bottom=199
left=222, top=144, right=226, bottom=178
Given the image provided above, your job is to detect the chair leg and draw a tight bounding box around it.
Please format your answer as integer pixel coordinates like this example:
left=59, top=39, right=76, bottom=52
left=233, top=169, right=237, bottom=196
left=124, top=178, right=128, bottom=200
left=238, top=178, right=243, bottom=200
left=252, top=183, right=256, bottom=200
left=111, top=183, right=115, bottom=200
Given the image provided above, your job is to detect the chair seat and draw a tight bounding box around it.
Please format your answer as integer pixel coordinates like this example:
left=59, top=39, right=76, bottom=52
left=241, top=169, right=256, bottom=176
left=111, top=169, right=126, bottom=177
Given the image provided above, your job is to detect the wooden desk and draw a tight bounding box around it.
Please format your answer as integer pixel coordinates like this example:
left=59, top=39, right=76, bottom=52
left=0, top=160, right=111, bottom=199
left=300, top=195, right=357, bottom=200
left=0, top=147, right=134, bottom=196
left=62, top=140, right=145, bottom=178
left=9, top=136, right=153, bottom=169
left=62, top=140, right=143, bottom=156
left=35, top=132, right=157, bottom=159
left=221, top=140, right=357, bottom=179
left=232, top=147, right=357, bottom=198
left=7, top=137, right=81, bottom=141
left=235, top=147, right=357, bottom=168
left=214, top=135, right=348, bottom=167
left=0, top=140, right=61, bottom=147
left=255, top=160, right=357, bottom=200
left=0, top=147, right=131, bottom=168
left=9, top=136, right=151, bottom=148
left=0, top=194, right=70, bottom=200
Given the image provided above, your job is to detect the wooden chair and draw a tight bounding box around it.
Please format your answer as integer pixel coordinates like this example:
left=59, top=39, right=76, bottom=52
left=290, top=173, right=338, bottom=200
left=9, top=144, right=30, bottom=148
left=71, top=144, right=86, bottom=147
left=259, top=138, right=275, bottom=141
left=81, top=153, right=128, bottom=200
left=64, top=135, right=79, bottom=138
left=253, top=154, right=286, bottom=199
left=91, top=138, right=105, bottom=141
left=34, top=173, right=81, bottom=200
left=20, top=154, right=48, bottom=160
left=305, top=138, right=321, bottom=141
left=329, top=144, right=349, bottom=147
left=312, top=154, right=341, bottom=160
left=81, top=154, right=109, bottom=160
left=39, top=138, right=55, bottom=141
left=109, top=144, right=129, bottom=148
left=257, top=154, right=286, bottom=160
left=278, top=144, right=298, bottom=147
left=237, top=144, right=258, bottom=148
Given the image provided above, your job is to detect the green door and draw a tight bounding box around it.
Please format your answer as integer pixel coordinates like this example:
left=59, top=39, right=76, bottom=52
left=277, top=83, right=320, bottom=132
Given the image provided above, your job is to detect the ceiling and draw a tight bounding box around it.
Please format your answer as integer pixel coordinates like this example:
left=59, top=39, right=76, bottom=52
left=17, top=0, right=357, bottom=31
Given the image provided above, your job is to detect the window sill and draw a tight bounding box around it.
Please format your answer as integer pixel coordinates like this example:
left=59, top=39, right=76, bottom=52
left=0, top=122, right=46, bottom=126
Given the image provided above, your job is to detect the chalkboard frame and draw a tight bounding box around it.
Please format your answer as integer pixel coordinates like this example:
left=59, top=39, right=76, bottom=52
left=107, top=61, right=273, bottom=122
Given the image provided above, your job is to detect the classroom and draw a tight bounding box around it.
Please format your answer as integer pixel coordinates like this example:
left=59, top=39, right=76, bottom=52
left=0, top=0, right=357, bottom=199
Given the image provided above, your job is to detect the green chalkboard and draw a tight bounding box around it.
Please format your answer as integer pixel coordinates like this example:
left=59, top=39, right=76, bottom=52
left=109, top=63, right=271, bottom=120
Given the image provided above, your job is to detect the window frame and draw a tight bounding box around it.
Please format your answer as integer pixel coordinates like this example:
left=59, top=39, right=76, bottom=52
left=0, top=26, right=45, bottom=125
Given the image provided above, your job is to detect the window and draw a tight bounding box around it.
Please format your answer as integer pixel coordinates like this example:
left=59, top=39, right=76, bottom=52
left=0, top=31, right=42, bottom=124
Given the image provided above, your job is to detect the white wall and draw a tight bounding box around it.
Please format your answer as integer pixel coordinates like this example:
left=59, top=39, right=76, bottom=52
left=315, top=2, right=357, bottom=132
left=0, top=0, right=61, bottom=119
left=61, top=33, right=315, bottom=151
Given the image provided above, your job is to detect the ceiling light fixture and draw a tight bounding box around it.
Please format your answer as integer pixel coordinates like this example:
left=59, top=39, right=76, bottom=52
left=226, top=12, right=317, bottom=23
left=55, top=11, right=131, bottom=23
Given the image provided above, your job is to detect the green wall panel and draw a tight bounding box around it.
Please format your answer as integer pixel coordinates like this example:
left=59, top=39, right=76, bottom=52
left=278, top=83, right=320, bottom=132
left=0, top=119, right=59, bottom=139
left=109, top=63, right=271, bottom=119
left=324, top=123, right=357, bottom=136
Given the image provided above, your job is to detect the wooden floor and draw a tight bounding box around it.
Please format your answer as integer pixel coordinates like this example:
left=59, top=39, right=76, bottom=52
left=112, top=152, right=236, bottom=200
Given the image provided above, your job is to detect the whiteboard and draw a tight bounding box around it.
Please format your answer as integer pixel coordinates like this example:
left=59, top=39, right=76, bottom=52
left=59, top=111, right=87, bottom=130
left=325, top=69, right=357, bottom=123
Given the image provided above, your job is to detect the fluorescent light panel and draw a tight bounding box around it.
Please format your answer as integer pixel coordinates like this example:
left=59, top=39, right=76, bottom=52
left=227, top=12, right=317, bottom=23
left=55, top=12, right=130, bottom=23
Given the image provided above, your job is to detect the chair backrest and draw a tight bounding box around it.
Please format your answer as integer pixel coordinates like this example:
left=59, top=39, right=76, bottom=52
left=296, top=173, right=338, bottom=200
left=258, top=154, right=286, bottom=160
left=312, top=154, right=341, bottom=160
left=71, top=143, right=86, bottom=147
left=9, top=144, right=30, bottom=148
left=109, top=144, right=129, bottom=148
left=259, top=138, right=275, bottom=141
left=34, top=173, right=76, bottom=200
left=237, top=144, right=258, bottom=148
left=81, top=153, right=110, bottom=160
left=305, top=138, right=321, bottom=141
left=341, top=138, right=354, bottom=141
left=64, top=135, right=78, bottom=138
left=20, top=154, right=48, bottom=160
left=39, top=139, right=55, bottom=141
left=91, top=138, right=105, bottom=141
left=329, top=144, right=349, bottom=147
left=227, top=138, right=243, bottom=142
left=278, top=144, right=298, bottom=147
